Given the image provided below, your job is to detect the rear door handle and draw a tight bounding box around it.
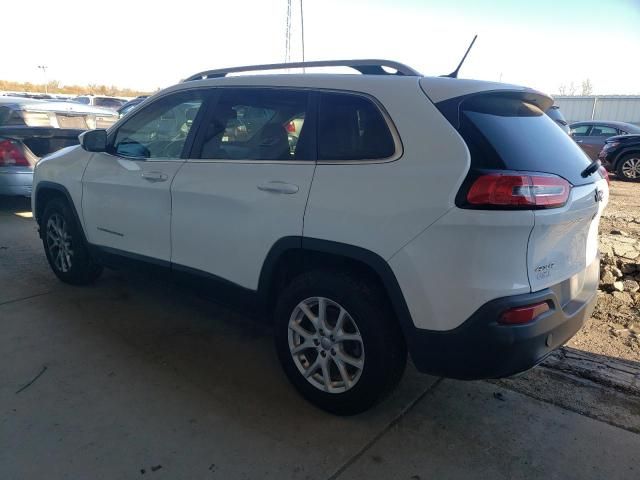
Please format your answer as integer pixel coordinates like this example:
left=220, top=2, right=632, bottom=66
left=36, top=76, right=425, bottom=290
left=257, top=181, right=299, bottom=194
left=141, top=171, right=168, bottom=183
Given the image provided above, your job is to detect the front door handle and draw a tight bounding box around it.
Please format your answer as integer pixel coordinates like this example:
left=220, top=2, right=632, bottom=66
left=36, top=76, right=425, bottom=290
left=141, top=171, right=168, bottom=183
left=257, top=181, right=299, bottom=194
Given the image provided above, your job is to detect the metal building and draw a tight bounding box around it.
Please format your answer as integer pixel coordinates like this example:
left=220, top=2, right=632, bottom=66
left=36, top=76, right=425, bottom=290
left=553, top=96, right=640, bottom=125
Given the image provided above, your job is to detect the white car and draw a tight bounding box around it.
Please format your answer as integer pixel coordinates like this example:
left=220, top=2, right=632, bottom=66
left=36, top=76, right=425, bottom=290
left=32, top=60, right=608, bottom=415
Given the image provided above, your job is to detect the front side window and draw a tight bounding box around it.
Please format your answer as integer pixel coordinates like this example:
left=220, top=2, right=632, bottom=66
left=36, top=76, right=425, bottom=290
left=75, top=97, right=90, bottom=105
left=197, top=88, right=309, bottom=160
left=318, top=92, right=396, bottom=161
left=112, top=91, right=204, bottom=159
left=570, top=125, right=590, bottom=137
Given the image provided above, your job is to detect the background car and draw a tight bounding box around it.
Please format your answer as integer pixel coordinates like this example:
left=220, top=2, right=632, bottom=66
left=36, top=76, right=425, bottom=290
left=117, top=95, right=150, bottom=117
left=72, top=95, right=127, bottom=110
left=570, top=121, right=640, bottom=160
left=599, top=133, right=640, bottom=180
left=0, top=96, right=118, bottom=196
left=545, top=105, right=570, bottom=134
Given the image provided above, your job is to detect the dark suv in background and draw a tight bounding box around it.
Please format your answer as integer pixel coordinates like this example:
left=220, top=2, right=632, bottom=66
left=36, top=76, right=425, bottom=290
left=599, top=133, right=640, bottom=181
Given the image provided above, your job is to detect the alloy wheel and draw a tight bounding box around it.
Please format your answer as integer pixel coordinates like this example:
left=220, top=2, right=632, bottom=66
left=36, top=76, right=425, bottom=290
left=288, top=297, right=365, bottom=393
left=621, top=157, right=640, bottom=179
left=46, top=213, right=73, bottom=273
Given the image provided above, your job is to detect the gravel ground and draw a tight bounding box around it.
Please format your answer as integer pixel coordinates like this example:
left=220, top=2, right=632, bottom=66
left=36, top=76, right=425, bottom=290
left=567, top=178, right=640, bottom=361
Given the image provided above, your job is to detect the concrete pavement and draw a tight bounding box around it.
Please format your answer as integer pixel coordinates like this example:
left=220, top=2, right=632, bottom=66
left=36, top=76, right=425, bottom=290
left=1, top=196, right=638, bottom=479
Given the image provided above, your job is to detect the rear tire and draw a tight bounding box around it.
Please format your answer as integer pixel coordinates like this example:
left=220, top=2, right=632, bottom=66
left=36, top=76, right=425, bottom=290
left=616, top=154, right=640, bottom=181
left=41, top=198, right=103, bottom=285
left=274, top=270, right=407, bottom=415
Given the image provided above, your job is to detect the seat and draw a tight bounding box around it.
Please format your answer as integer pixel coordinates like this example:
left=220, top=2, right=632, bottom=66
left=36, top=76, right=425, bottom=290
left=258, top=123, right=290, bottom=160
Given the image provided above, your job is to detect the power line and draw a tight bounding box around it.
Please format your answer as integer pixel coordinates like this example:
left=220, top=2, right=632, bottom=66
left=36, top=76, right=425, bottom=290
left=300, top=0, right=305, bottom=65
left=285, top=0, right=292, bottom=63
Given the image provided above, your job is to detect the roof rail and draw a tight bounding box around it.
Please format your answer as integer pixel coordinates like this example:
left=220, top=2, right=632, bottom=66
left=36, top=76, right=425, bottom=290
left=183, top=59, right=421, bottom=82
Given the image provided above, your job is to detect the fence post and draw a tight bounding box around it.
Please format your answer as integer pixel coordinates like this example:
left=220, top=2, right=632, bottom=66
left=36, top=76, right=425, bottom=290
left=591, top=96, right=598, bottom=120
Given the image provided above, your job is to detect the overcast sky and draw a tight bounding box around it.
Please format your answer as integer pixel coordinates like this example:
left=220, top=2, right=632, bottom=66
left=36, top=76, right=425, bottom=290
left=4, top=0, right=640, bottom=94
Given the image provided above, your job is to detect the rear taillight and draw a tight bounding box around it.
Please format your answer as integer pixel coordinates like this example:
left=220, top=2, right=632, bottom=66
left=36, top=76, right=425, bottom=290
left=0, top=139, right=29, bottom=167
left=598, top=165, right=609, bottom=185
left=499, top=302, right=550, bottom=325
left=285, top=121, right=296, bottom=133
left=21, top=111, right=53, bottom=127
left=465, top=172, right=571, bottom=209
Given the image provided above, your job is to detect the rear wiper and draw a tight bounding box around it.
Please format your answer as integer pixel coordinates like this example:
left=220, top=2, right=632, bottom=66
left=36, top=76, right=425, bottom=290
left=581, top=160, right=600, bottom=178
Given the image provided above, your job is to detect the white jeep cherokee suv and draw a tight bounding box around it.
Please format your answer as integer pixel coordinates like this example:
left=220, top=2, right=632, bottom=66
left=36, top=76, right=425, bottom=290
left=32, top=60, right=608, bottom=415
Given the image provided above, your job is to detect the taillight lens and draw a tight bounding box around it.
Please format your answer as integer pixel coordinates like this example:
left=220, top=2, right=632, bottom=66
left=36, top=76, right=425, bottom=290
left=466, top=173, right=571, bottom=209
left=598, top=165, right=609, bottom=185
left=285, top=121, right=296, bottom=133
left=499, top=302, right=550, bottom=325
left=0, top=139, right=29, bottom=167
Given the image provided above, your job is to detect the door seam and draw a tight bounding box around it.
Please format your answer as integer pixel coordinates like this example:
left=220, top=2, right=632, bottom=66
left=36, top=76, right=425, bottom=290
left=301, top=161, right=318, bottom=238
left=169, top=161, right=189, bottom=266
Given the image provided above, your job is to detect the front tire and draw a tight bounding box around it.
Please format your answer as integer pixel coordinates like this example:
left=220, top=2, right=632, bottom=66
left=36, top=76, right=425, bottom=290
left=616, top=154, right=640, bottom=181
left=274, top=270, right=407, bottom=415
left=41, top=198, right=103, bottom=285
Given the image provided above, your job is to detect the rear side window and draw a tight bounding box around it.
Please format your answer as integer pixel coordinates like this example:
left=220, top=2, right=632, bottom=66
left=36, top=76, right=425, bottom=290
left=318, top=93, right=395, bottom=161
left=589, top=125, right=618, bottom=137
left=197, top=88, right=310, bottom=161
left=459, top=95, right=593, bottom=186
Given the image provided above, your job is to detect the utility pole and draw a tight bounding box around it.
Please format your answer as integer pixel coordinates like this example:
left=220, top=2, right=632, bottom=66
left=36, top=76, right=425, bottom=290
left=37, top=65, right=48, bottom=94
left=300, top=0, right=305, bottom=65
left=285, top=0, right=305, bottom=69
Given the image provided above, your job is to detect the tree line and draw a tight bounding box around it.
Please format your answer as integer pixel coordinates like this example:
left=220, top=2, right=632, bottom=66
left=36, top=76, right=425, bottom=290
left=557, top=79, right=593, bottom=96
left=0, top=79, right=153, bottom=97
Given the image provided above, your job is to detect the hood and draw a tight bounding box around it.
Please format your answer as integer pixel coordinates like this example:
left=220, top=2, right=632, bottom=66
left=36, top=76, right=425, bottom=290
left=20, top=101, right=117, bottom=117
left=606, top=134, right=640, bottom=143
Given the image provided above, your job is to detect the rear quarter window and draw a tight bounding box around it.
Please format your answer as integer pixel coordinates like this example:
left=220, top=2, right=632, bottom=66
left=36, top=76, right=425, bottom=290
left=318, top=93, right=396, bottom=161
left=459, top=95, right=593, bottom=186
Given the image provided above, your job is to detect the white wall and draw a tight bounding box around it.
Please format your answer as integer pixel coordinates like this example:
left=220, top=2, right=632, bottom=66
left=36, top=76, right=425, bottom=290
left=553, top=96, right=640, bottom=125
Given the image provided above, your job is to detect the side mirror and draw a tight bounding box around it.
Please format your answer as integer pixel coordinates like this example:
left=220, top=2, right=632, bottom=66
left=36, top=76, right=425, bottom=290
left=79, top=129, right=108, bottom=152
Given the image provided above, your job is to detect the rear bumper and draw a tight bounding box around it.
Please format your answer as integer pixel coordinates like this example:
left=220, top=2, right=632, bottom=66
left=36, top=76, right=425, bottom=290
left=0, top=168, right=33, bottom=197
left=408, top=260, right=599, bottom=379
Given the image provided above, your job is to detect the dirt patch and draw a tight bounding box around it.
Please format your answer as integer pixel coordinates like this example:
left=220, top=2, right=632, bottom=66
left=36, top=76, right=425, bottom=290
left=567, top=178, right=640, bottom=362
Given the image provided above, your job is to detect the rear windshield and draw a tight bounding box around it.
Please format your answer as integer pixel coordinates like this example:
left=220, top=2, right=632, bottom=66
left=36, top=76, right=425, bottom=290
left=459, top=95, right=593, bottom=186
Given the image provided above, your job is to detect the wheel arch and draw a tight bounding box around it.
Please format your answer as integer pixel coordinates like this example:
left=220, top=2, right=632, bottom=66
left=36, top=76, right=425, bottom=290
left=258, top=237, right=417, bottom=342
left=34, top=182, right=86, bottom=243
left=614, top=148, right=640, bottom=169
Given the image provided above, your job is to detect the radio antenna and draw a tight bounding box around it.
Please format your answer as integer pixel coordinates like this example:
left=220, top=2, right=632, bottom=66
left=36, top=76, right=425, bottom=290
left=443, top=34, right=477, bottom=78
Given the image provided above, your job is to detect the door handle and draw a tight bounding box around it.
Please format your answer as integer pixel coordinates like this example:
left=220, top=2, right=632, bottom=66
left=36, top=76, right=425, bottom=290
left=257, top=181, right=299, bottom=194
left=576, top=140, right=584, bottom=143
left=141, top=171, right=168, bottom=183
